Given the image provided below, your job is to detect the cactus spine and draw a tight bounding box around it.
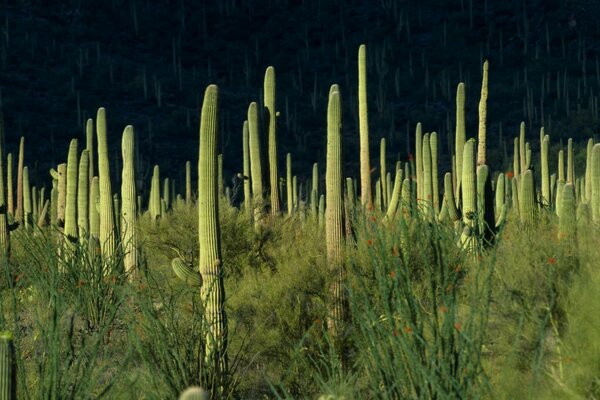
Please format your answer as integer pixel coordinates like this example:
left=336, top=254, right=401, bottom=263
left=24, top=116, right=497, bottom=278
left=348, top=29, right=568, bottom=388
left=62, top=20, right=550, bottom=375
left=477, top=60, right=489, bottom=166
left=264, top=66, right=280, bottom=215
left=96, top=108, right=117, bottom=259
left=121, top=126, right=138, bottom=276
left=358, top=44, right=372, bottom=209
left=325, top=87, right=346, bottom=343
left=198, top=85, right=227, bottom=376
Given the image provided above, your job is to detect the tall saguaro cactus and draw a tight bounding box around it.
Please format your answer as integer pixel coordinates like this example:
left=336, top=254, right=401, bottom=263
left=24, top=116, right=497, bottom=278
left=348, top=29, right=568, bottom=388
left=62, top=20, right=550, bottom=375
left=64, top=139, right=79, bottom=241
left=455, top=83, right=466, bottom=200
left=248, top=102, right=263, bottom=223
left=325, top=87, right=346, bottom=344
left=96, top=108, right=117, bottom=260
left=477, top=60, right=489, bottom=166
left=15, top=137, right=24, bottom=223
left=0, top=332, right=16, bottom=400
left=121, top=126, right=138, bottom=276
left=242, top=121, right=251, bottom=211
left=77, top=150, right=90, bottom=238
left=198, top=85, right=227, bottom=377
left=264, top=66, right=280, bottom=215
left=358, top=44, right=372, bottom=209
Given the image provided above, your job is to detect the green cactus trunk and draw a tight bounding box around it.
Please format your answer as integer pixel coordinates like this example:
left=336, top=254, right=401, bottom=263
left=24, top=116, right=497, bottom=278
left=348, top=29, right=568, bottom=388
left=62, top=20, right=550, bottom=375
left=567, top=138, right=575, bottom=184
left=455, top=83, right=466, bottom=201
left=242, top=121, right=251, bottom=212
left=286, top=153, right=293, bottom=215
left=541, top=135, right=551, bottom=206
left=248, top=102, right=263, bottom=225
left=461, top=139, right=477, bottom=252
left=90, top=177, right=100, bottom=240
left=6, top=153, right=12, bottom=218
left=0, top=332, right=16, bottom=400
left=264, top=67, right=280, bottom=215
left=358, top=44, right=372, bottom=209
left=23, top=167, right=32, bottom=230
left=430, top=132, right=440, bottom=215
left=64, top=139, right=79, bottom=241
left=121, top=126, right=138, bottom=277
left=198, top=85, right=228, bottom=378
left=519, top=170, right=537, bottom=227
left=77, top=150, right=90, bottom=238
left=15, top=138, right=24, bottom=223
left=96, top=108, right=117, bottom=260
left=477, top=60, right=489, bottom=166
left=150, top=166, right=161, bottom=221
left=325, top=88, right=346, bottom=348
left=591, top=144, right=600, bottom=222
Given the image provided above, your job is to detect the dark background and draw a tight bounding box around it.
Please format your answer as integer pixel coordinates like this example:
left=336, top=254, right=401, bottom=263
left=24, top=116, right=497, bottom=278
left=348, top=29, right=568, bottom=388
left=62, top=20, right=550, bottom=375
left=1, top=0, right=599, bottom=195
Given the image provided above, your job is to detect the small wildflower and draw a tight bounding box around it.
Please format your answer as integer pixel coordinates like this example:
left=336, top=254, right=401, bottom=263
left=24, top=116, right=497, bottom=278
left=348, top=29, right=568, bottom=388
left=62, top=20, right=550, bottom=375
left=547, top=257, right=557, bottom=265
left=389, top=271, right=396, bottom=279
left=76, top=280, right=85, bottom=288
left=506, top=171, right=514, bottom=179
left=370, top=215, right=377, bottom=222
left=14, top=273, right=23, bottom=283
left=367, top=239, right=373, bottom=246
left=404, top=326, right=413, bottom=334
left=438, top=305, right=448, bottom=314
left=454, top=322, right=462, bottom=332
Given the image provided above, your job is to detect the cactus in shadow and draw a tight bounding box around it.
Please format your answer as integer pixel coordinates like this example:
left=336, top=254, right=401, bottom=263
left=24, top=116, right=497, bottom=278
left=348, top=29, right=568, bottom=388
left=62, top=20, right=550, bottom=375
left=380, top=138, right=387, bottom=208
left=585, top=139, right=594, bottom=203
left=96, top=107, right=117, bottom=260
left=121, top=126, right=138, bottom=276
left=567, top=138, right=575, bottom=184
left=325, top=87, right=347, bottom=352
left=286, top=153, right=293, bottom=215
left=264, top=66, right=280, bottom=215
left=430, top=132, right=440, bottom=214
left=198, top=85, right=228, bottom=379
left=6, top=153, right=12, bottom=218
left=0, top=332, right=16, bottom=400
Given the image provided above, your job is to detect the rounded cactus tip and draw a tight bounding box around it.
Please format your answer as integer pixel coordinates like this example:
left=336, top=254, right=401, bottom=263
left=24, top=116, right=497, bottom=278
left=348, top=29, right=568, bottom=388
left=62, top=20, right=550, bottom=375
left=178, top=386, right=209, bottom=400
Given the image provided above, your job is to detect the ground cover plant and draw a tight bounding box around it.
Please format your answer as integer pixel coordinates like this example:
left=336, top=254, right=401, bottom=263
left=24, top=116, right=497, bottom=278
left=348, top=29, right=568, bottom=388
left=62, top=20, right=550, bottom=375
left=0, top=16, right=599, bottom=399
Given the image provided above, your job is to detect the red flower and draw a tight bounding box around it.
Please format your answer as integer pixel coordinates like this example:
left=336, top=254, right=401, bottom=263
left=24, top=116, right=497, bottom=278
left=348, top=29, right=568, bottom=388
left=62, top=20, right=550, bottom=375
left=389, top=271, right=396, bottom=279
left=404, top=326, right=413, bottom=334
left=454, top=322, right=462, bottom=332
left=547, top=257, right=557, bottom=265
left=367, top=239, right=373, bottom=246
left=506, top=171, right=514, bottom=179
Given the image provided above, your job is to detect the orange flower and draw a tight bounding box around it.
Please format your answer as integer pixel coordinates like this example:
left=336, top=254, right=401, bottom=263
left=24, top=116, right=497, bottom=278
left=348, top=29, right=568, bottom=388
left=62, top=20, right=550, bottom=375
left=76, top=280, right=85, bottom=288
left=404, top=326, right=413, bottom=334
left=438, top=305, right=448, bottom=314
left=506, top=171, right=514, bottom=179
left=454, top=322, right=462, bottom=332
left=14, top=273, right=23, bottom=283
left=547, top=257, right=557, bottom=265
left=389, top=271, right=396, bottom=279
left=370, top=215, right=377, bottom=222
left=367, top=239, right=373, bottom=246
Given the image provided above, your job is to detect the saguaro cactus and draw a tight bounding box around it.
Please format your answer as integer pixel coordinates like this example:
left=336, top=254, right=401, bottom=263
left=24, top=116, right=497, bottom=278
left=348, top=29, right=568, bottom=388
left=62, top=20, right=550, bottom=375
left=0, top=332, right=16, bottom=400
left=242, top=121, right=251, bottom=211
left=198, top=85, right=227, bottom=376
left=325, top=87, right=346, bottom=344
left=286, top=153, right=293, bottom=215
left=96, top=108, right=117, bottom=260
left=6, top=153, right=13, bottom=218
left=77, top=150, right=90, bottom=237
left=477, top=60, right=489, bottom=166
left=455, top=83, right=466, bottom=200
left=264, top=66, right=280, bottom=215
left=248, top=102, right=263, bottom=223
left=64, top=139, right=79, bottom=241
left=541, top=135, right=551, bottom=206
left=121, top=126, right=138, bottom=276
left=358, top=44, right=372, bottom=208
left=150, top=166, right=161, bottom=221
left=591, top=144, right=600, bottom=222
left=15, top=138, right=24, bottom=223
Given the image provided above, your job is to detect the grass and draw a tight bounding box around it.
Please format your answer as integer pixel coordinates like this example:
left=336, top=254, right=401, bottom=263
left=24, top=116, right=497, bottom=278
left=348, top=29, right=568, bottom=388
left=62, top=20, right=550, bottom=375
left=0, top=199, right=598, bottom=398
